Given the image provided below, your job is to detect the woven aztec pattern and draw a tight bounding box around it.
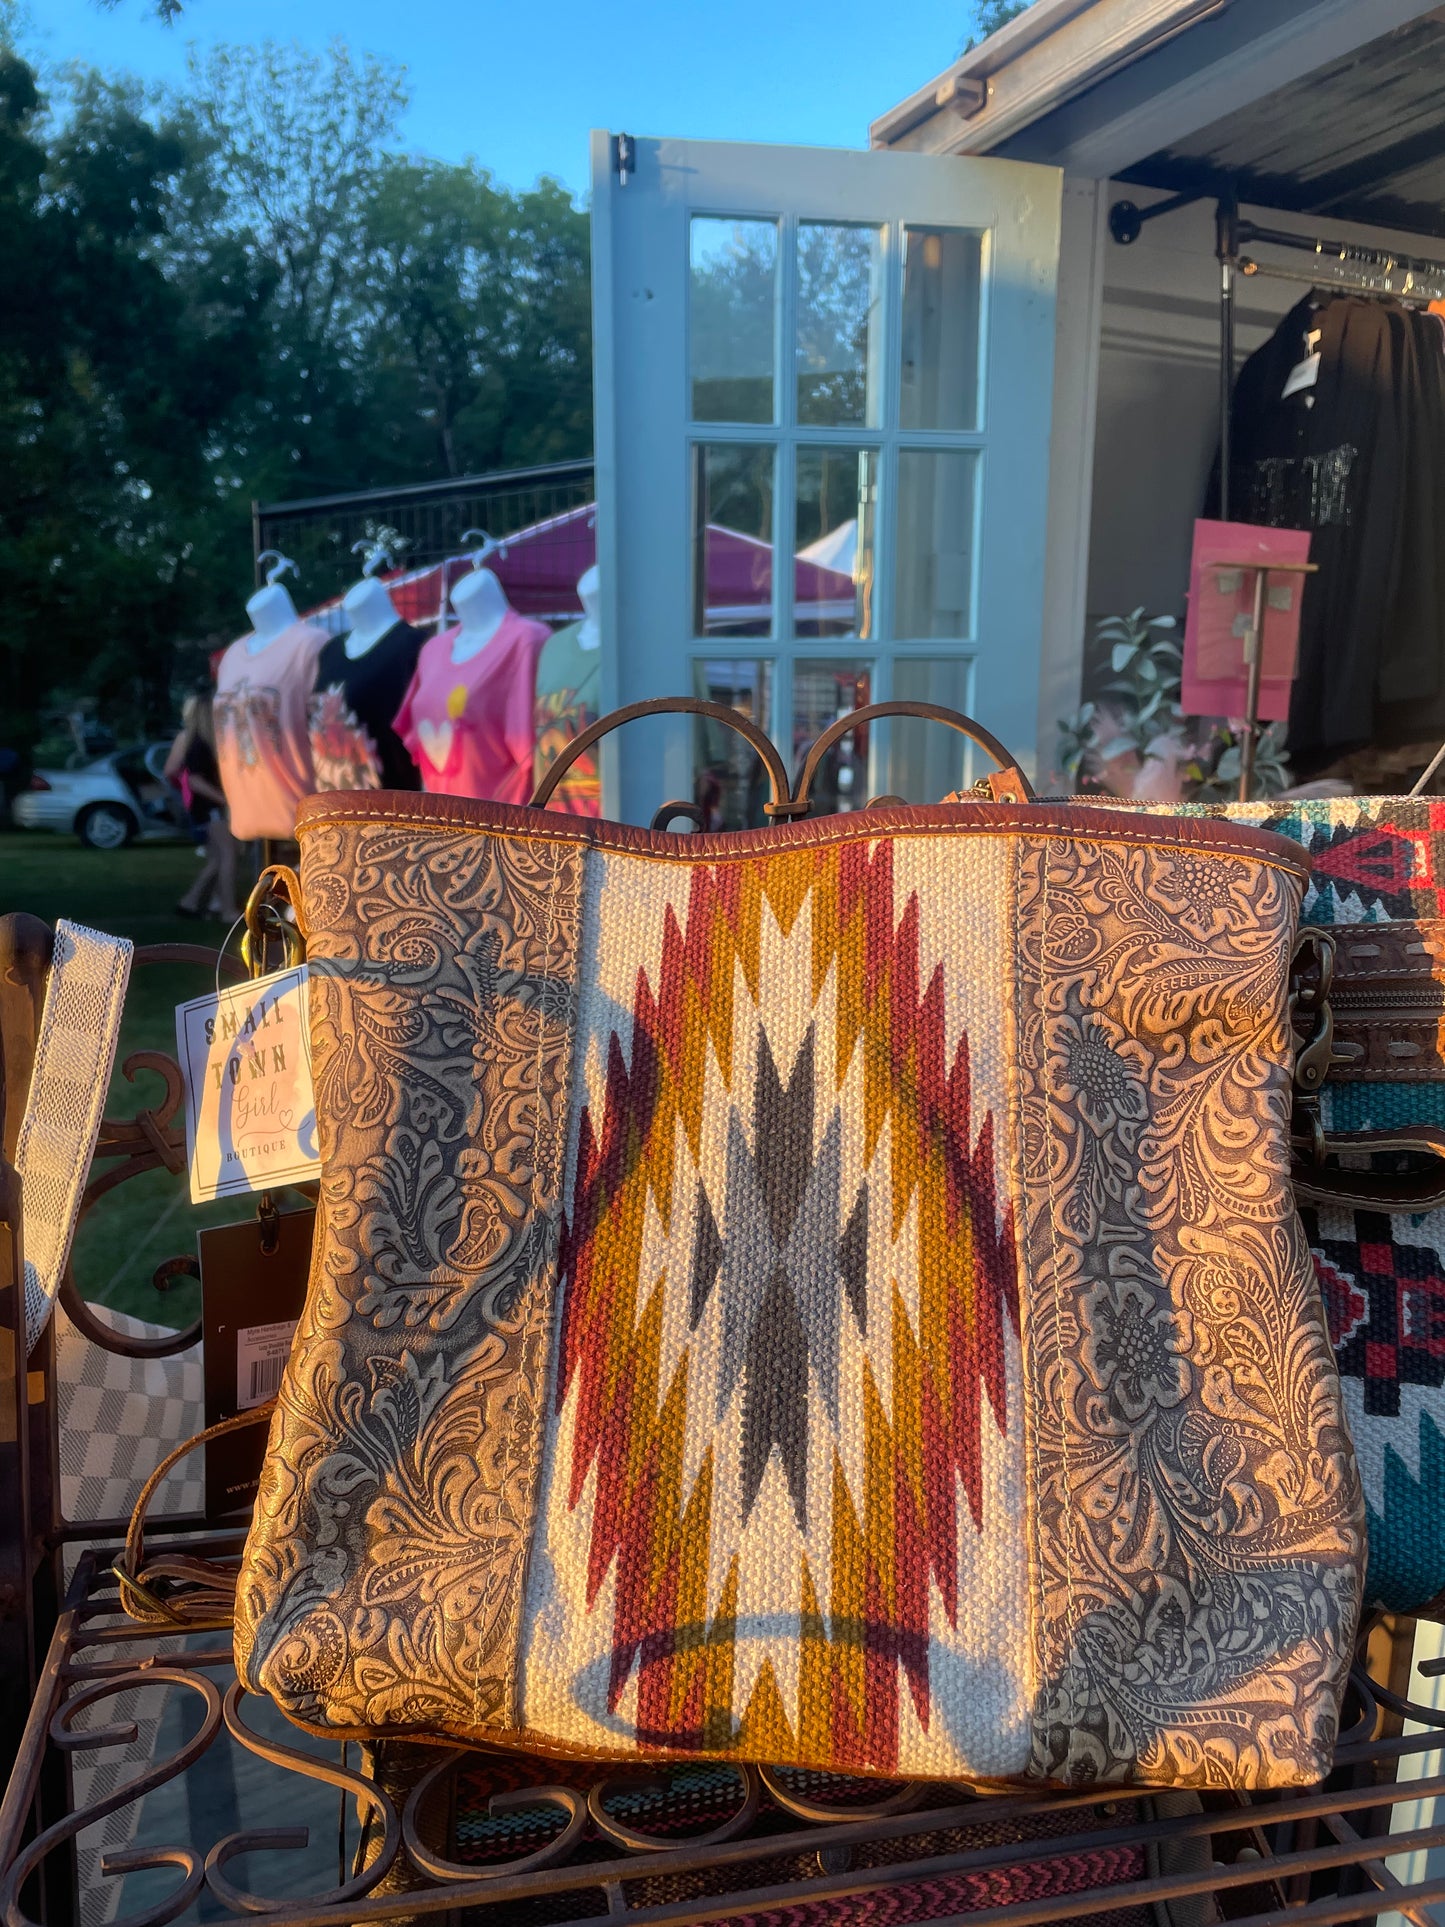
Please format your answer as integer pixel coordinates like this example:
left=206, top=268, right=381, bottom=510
left=236, top=793, right=1363, bottom=1788
left=520, top=835, right=1029, bottom=1779
left=1124, top=796, right=1445, bottom=1612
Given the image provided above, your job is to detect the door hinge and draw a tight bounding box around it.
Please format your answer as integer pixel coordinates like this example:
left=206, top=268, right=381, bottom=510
left=613, top=133, right=636, bottom=186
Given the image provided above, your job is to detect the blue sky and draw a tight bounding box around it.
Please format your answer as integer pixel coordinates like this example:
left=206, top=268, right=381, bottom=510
left=25, top=0, right=974, bottom=198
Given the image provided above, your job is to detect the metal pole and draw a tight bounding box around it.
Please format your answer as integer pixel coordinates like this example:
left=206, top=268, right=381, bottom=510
left=1216, top=194, right=1237, bottom=523
left=1237, top=564, right=1269, bottom=802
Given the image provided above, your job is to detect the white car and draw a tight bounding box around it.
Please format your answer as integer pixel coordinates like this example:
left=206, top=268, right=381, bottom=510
left=14, top=743, right=191, bottom=849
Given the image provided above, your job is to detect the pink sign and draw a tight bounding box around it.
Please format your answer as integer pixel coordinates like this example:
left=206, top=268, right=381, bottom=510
left=1181, top=519, right=1311, bottom=722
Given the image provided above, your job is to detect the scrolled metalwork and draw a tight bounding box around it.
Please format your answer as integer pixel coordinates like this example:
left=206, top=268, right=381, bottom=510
left=1, top=1666, right=222, bottom=1927
left=207, top=1682, right=401, bottom=1913
left=7, top=1579, right=1445, bottom=1927
left=401, top=1753, right=588, bottom=1882
left=756, top=1764, right=926, bottom=1824
left=587, top=1762, right=759, bottom=1852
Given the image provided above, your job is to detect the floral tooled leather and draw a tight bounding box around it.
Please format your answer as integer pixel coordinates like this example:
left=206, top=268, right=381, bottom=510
left=1011, top=835, right=1364, bottom=1788
left=234, top=819, right=583, bottom=1737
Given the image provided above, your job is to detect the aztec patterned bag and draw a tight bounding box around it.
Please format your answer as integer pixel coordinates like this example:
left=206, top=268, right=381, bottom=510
left=228, top=701, right=1363, bottom=1792
left=1124, top=793, right=1445, bottom=1617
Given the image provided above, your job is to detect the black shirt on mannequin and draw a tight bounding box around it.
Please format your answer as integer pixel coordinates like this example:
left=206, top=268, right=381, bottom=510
left=308, top=621, right=424, bottom=791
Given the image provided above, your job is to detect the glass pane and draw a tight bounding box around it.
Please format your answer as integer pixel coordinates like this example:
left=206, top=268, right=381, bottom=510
left=690, top=217, right=779, bottom=424
left=796, top=223, right=884, bottom=427
left=895, top=449, right=978, bottom=639
left=900, top=227, right=983, bottom=432
left=692, top=659, right=774, bottom=830
left=794, top=448, right=876, bottom=639
left=693, top=444, right=775, bottom=638
left=891, top=657, right=974, bottom=801
left=793, top=659, right=872, bottom=816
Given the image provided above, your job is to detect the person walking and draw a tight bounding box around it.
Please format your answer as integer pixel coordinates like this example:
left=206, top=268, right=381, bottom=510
left=165, top=691, right=240, bottom=922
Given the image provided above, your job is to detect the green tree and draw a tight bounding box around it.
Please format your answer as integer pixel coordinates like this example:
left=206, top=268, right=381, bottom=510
left=359, top=159, right=591, bottom=478
left=0, top=54, right=268, bottom=754
left=963, top=1, right=1031, bottom=52
left=174, top=39, right=409, bottom=496
left=95, top=0, right=188, bottom=26
left=0, top=35, right=596, bottom=755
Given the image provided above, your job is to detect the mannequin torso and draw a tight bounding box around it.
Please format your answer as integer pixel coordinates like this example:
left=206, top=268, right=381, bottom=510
left=449, top=568, right=511, bottom=662
left=576, top=564, right=601, bottom=652
left=341, top=577, right=402, bottom=658
left=216, top=597, right=329, bottom=838
left=531, top=564, right=604, bottom=817
left=246, top=582, right=298, bottom=652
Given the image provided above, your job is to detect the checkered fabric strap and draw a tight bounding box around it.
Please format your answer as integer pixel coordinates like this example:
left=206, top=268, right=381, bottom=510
left=17, top=919, right=132, bottom=1353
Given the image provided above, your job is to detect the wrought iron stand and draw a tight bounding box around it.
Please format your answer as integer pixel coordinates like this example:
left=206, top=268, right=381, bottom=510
left=6, top=912, right=1445, bottom=1927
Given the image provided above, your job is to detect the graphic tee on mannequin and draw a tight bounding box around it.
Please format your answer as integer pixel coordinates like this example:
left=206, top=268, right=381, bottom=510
left=308, top=582, right=424, bottom=791
left=214, top=582, right=329, bottom=839
left=533, top=564, right=602, bottom=816
left=394, top=572, right=549, bottom=802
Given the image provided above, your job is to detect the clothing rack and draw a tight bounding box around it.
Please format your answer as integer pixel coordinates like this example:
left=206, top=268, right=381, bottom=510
left=1237, top=253, right=1445, bottom=301
left=1215, top=205, right=1445, bottom=520
left=1110, top=188, right=1445, bottom=797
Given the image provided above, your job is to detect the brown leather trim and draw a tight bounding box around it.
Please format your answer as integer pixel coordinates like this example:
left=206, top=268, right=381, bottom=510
left=1333, top=921, right=1445, bottom=982
left=1326, top=919, right=1445, bottom=1081
left=295, top=790, right=1312, bottom=881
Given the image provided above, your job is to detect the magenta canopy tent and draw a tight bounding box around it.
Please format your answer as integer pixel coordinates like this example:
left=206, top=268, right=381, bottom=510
left=303, top=503, right=856, bottom=630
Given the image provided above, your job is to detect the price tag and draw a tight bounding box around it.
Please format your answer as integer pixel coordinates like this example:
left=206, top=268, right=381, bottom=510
left=201, top=1207, right=315, bottom=1519
left=1282, top=351, right=1320, bottom=399
left=236, top=1320, right=296, bottom=1409
left=175, top=965, right=318, bottom=1203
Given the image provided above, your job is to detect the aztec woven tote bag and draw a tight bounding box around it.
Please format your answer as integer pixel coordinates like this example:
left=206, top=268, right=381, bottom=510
left=230, top=701, right=1363, bottom=1791
left=1122, top=792, right=1445, bottom=1617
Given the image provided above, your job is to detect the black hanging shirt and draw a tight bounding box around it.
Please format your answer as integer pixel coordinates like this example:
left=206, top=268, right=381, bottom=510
left=308, top=621, right=424, bottom=792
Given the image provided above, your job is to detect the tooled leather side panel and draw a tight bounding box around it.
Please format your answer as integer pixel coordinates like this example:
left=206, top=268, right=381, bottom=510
left=234, top=819, right=582, bottom=1737
left=1013, top=836, right=1364, bottom=1787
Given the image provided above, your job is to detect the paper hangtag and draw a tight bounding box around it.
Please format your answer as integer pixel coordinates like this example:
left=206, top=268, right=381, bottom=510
left=175, top=965, right=318, bottom=1204
left=1283, top=351, right=1320, bottom=399
left=237, top=1320, right=295, bottom=1408
left=200, top=1207, right=315, bottom=1518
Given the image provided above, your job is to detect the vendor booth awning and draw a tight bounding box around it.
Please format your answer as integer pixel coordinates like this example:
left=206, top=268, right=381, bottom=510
left=300, top=504, right=858, bottom=633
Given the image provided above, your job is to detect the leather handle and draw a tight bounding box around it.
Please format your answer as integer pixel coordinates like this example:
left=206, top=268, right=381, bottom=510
left=530, top=695, right=1035, bottom=819
left=791, top=701, right=1036, bottom=809
left=114, top=1404, right=276, bottom=1629
left=1293, top=1127, right=1445, bottom=1213
left=528, top=696, right=798, bottom=817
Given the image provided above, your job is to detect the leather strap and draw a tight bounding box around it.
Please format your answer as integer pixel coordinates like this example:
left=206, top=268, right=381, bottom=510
left=1293, top=1128, right=1445, bottom=1213
left=792, top=702, right=1035, bottom=808
left=528, top=695, right=1035, bottom=817
left=529, top=697, right=796, bottom=816
left=114, top=1403, right=274, bottom=1628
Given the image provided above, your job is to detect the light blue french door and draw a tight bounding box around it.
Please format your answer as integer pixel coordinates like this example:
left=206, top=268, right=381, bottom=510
left=590, top=134, right=1062, bottom=827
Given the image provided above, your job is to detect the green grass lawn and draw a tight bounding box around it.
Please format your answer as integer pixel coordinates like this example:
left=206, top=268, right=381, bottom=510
left=0, top=829, right=288, bottom=1329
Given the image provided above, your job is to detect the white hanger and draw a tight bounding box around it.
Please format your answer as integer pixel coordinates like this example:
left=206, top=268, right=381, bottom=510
left=246, top=552, right=299, bottom=652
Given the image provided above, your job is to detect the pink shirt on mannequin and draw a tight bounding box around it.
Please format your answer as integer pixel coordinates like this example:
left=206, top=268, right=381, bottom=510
left=393, top=611, right=550, bottom=803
